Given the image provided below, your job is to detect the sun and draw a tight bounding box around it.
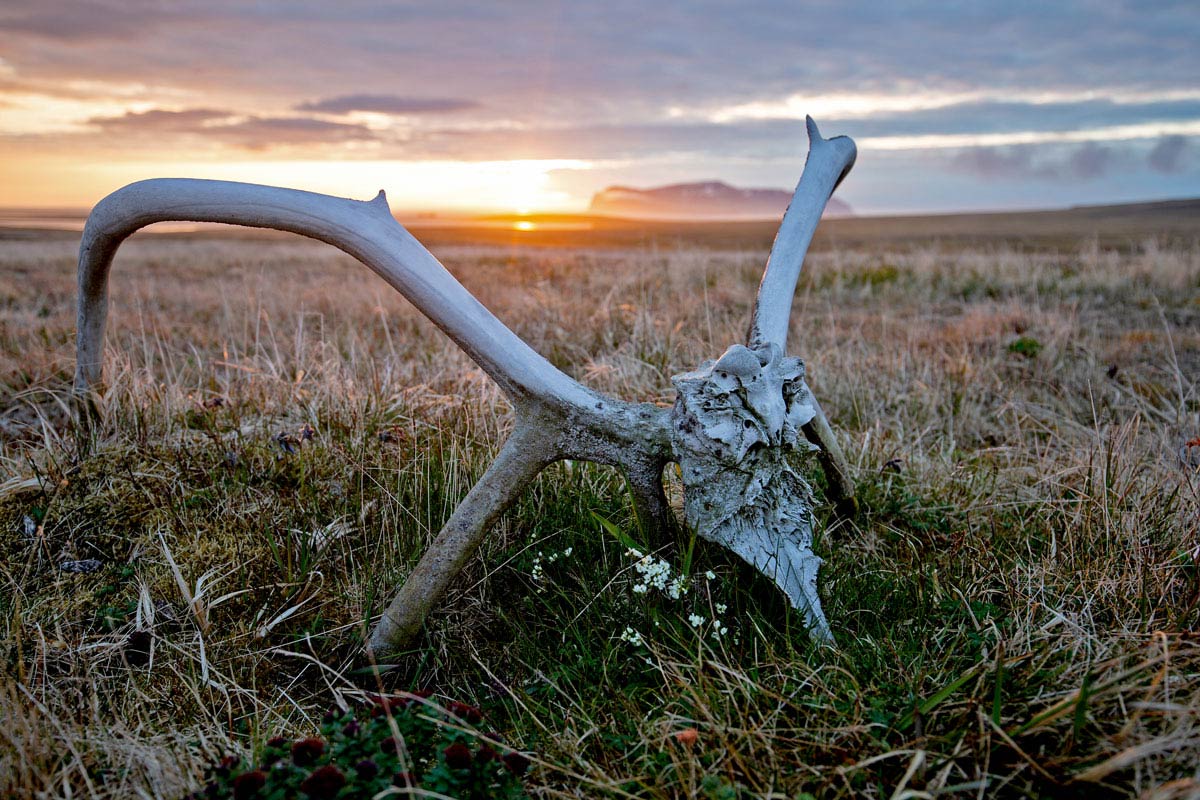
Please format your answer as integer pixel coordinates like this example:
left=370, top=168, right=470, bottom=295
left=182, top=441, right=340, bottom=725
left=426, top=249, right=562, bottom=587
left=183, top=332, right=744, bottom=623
left=496, top=161, right=560, bottom=214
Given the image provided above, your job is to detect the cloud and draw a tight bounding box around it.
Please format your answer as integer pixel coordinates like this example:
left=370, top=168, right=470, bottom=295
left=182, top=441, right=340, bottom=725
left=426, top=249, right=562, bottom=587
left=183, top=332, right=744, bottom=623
left=949, top=142, right=1117, bottom=181
left=2, top=2, right=1198, bottom=125
left=2, top=2, right=1199, bottom=211
left=214, top=117, right=376, bottom=149
left=89, top=108, right=232, bottom=131
left=1066, top=142, right=1112, bottom=179
left=1147, top=135, right=1190, bottom=173
left=0, top=1, right=183, bottom=41
left=948, top=147, right=1037, bottom=178
left=296, top=94, right=478, bottom=115
left=87, top=108, right=376, bottom=149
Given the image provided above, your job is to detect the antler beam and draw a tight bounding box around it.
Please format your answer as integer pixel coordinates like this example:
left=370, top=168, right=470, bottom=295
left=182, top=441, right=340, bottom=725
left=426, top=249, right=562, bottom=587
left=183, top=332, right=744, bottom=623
left=749, top=117, right=857, bottom=350
left=74, top=120, right=857, bottom=658
left=77, top=180, right=595, bottom=409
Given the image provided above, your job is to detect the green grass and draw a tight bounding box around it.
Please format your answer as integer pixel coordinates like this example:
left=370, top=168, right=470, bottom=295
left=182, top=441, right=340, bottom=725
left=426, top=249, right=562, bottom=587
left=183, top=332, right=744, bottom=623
left=1, top=223, right=1199, bottom=798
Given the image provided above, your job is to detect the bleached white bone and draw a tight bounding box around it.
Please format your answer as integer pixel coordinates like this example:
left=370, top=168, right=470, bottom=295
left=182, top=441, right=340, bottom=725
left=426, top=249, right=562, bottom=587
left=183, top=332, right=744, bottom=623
left=73, top=118, right=857, bottom=657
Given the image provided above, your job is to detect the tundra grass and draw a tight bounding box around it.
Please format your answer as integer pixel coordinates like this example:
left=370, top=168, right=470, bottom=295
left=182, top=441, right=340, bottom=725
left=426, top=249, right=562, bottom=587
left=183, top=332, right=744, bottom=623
left=1, top=228, right=1198, bottom=798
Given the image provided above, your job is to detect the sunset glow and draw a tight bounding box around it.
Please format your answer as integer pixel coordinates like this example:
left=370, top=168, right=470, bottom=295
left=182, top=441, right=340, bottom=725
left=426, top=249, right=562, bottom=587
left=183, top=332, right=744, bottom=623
left=0, top=3, right=1195, bottom=215
left=0, top=156, right=591, bottom=213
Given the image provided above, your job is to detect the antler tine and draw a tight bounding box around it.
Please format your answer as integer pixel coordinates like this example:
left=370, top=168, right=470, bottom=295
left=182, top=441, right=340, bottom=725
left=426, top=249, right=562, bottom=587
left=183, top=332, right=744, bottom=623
left=746, top=118, right=858, bottom=516
left=748, top=116, right=856, bottom=350
left=76, top=178, right=597, bottom=411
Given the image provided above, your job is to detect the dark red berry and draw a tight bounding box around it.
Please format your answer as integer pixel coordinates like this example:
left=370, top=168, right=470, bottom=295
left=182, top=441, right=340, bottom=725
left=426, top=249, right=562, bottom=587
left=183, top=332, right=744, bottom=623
left=291, top=737, right=325, bottom=766
left=448, top=702, right=484, bottom=724
left=367, top=693, right=397, bottom=714
left=231, top=770, right=266, bottom=800
left=443, top=742, right=472, bottom=770
left=124, top=630, right=152, bottom=666
left=502, top=751, right=530, bottom=776
left=299, top=764, right=345, bottom=799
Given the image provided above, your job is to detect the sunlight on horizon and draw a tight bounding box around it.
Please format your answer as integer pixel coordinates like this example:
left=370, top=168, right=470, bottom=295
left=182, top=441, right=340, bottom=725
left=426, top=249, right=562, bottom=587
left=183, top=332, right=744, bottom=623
left=0, top=157, right=592, bottom=213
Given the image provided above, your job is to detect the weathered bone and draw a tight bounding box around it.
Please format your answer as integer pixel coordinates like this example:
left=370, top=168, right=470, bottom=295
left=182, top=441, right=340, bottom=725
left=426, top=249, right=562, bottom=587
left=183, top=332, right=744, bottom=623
left=672, top=343, right=831, bottom=640
left=73, top=118, right=857, bottom=658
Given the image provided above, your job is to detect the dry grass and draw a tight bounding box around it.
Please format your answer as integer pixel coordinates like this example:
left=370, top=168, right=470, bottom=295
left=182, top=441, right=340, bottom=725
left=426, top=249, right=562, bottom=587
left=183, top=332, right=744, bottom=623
left=1, top=220, right=1198, bottom=798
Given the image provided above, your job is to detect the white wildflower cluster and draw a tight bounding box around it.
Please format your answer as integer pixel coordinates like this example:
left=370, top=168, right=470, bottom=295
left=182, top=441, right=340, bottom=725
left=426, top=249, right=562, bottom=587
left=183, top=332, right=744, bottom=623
left=686, top=603, right=731, bottom=640
left=530, top=546, right=573, bottom=590
left=619, top=549, right=736, bottom=644
left=626, top=548, right=689, bottom=599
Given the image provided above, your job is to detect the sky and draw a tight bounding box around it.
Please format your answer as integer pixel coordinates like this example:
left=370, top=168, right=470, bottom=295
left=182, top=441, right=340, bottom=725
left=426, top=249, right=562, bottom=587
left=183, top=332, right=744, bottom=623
left=0, top=0, right=1197, bottom=215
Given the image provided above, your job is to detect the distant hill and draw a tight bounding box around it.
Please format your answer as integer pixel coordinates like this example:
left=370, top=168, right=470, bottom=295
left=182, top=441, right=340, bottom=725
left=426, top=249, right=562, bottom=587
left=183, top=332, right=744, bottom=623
left=588, top=180, right=853, bottom=220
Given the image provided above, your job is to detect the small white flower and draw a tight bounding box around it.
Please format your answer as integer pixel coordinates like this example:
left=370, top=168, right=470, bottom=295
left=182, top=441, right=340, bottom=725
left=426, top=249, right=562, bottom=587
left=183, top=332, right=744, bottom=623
left=633, top=583, right=648, bottom=594
left=688, top=613, right=706, bottom=627
left=619, top=627, right=644, bottom=646
left=563, top=547, right=573, bottom=557
left=715, top=603, right=728, bottom=614
left=704, top=570, right=716, bottom=580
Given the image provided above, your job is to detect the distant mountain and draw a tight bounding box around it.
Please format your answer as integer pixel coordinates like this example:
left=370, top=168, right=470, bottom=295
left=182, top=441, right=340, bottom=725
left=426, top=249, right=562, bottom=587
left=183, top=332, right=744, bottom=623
left=588, top=180, right=853, bottom=220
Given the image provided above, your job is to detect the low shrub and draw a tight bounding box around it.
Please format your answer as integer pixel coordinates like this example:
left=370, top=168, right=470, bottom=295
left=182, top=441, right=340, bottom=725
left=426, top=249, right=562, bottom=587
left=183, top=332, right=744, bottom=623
left=191, top=693, right=529, bottom=799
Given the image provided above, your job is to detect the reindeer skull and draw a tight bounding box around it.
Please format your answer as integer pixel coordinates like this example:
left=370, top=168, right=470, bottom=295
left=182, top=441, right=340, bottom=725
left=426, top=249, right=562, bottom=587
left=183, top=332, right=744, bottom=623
left=671, top=344, right=831, bottom=640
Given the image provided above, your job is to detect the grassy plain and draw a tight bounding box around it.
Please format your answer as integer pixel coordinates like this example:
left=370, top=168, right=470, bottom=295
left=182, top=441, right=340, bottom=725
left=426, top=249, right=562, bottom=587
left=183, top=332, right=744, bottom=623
left=1, top=205, right=1199, bottom=798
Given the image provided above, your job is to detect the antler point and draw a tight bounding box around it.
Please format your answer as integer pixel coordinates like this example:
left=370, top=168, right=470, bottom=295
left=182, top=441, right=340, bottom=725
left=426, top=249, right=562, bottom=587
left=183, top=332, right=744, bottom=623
left=806, top=115, right=822, bottom=142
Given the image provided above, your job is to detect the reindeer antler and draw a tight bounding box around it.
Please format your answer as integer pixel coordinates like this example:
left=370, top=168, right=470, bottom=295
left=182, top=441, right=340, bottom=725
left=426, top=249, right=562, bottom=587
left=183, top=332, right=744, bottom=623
left=750, top=117, right=858, bottom=514
left=75, top=120, right=857, bottom=658
left=750, top=117, right=856, bottom=349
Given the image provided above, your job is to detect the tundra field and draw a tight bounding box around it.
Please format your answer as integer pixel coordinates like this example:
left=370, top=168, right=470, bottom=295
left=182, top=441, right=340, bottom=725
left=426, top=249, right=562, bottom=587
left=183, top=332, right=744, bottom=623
left=1, top=207, right=1199, bottom=798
